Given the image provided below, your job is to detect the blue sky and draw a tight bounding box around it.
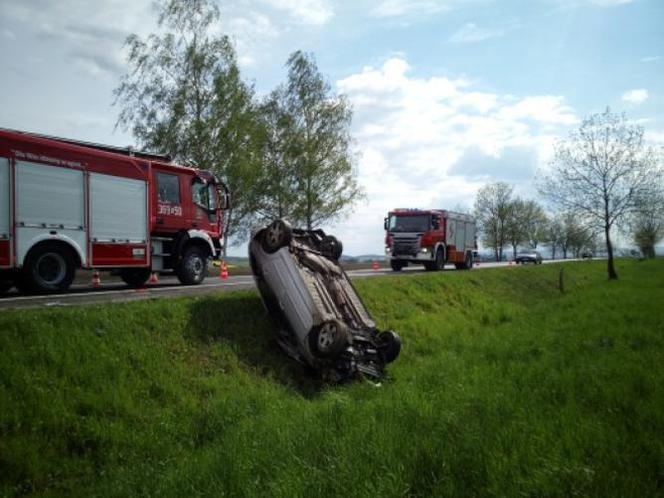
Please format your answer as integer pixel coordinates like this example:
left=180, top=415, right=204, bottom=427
left=1, top=0, right=662, bottom=255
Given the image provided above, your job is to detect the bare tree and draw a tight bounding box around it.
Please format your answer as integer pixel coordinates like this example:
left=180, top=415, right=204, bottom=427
left=474, top=182, right=513, bottom=261
left=539, top=108, right=661, bottom=279
left=545, top=215, right=563, bottom=260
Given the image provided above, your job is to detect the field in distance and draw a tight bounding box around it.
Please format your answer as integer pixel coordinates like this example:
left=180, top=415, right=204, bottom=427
left=1, top=260, right=662, bottom=497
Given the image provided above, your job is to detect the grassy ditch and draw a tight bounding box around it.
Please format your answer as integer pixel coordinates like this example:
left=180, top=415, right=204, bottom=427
left=1, top=260, right=663, bottom=497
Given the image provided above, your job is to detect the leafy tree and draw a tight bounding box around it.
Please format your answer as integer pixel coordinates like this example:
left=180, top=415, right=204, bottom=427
left=474, top=182, right=513, bottom=261
left=283, top=51, right=363, bottom=229
left=540, top=108, right=661, bottom=279
left=114, top=0, right=262, bottom=249
left=521, top=200, right=548, bottom=249
left=629, top=202, right=664, bottom=258
left=252, top=88, right=300, bottom=223
left=504, top=198, right=528, bottom=260
left=545, top=215, right=564, bottom=260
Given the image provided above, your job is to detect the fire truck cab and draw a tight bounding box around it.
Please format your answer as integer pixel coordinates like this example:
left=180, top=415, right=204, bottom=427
left=384, top=208, right=476, bottom=272
left=0, top=128, right=229, bottom=294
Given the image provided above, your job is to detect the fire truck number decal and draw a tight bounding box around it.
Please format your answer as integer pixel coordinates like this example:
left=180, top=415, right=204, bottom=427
left=158, top=203, right=182, bottom=216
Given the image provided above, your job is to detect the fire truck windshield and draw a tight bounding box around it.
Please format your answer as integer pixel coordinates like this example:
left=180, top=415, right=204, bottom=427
left=388, top=214, right=431, bottom=232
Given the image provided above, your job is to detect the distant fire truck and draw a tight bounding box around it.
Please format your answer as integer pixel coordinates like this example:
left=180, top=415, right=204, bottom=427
left=384, top=208, right=476, bottom=271
left=0, top=128, right=230, bottom=294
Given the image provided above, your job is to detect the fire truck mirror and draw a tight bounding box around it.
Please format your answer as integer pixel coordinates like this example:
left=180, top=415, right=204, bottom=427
left=220, top=190, right=231, bottom=210
left=432, top=218, right=440, bottom=229
left=383, top=217, right=389, bottom=230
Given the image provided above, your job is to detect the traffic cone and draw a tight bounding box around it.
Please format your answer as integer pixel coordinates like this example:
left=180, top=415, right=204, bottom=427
left=372, top=260, right=380, bottom=271
left=91, top=270, right=101, bottom=288
left=148, top=272, right=159, bottom=285
left=220, top=261, right=229, bottom=280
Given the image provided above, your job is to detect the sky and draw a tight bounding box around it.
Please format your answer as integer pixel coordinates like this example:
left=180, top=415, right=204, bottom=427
left=1, top=0, right=662, bottom=256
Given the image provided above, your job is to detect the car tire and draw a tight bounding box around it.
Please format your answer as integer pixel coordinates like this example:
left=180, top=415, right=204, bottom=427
left=120, top=268, right=152, bottom=288
left=323, top=235, right=343, bottom=260
left=376, top=330, right=401, bottom=364
left=261, top=219, right=293, bottom=254
left=21, top=243, right=76, bottom=294
left=390, top=260, right=405, bottom=272
left=176, top=246, right=208, bottom=285
left=309, top=320, right=349, bottom=358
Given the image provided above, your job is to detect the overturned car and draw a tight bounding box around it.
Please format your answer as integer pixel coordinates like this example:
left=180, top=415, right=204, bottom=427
left=249, top=219, right=401, bottom=381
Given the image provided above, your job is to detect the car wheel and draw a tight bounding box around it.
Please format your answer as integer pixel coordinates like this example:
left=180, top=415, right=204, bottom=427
left=309, top=320, right=349, bottom=358
left=176, top=246, right=208, bottom=285
left=390, top=260, right=405, bottom=272
left=21, top=243, right=76, bottom=294
left=261, top=219, right=293, bottom=254
left=120, top=268, right=152, bottom=288
left=377, top=330, right=401, bottom=364
left=323, top=235, right=343, bottom=260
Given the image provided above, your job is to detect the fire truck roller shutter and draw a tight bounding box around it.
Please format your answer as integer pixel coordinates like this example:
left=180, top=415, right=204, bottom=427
left=0, top=158, right=10, bottom=267
left=90, top=173, right=148, bottom=266
left=15, top=161, right=87, bottom=267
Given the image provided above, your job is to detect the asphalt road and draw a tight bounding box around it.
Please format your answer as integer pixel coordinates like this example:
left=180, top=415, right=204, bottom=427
left=0, top=259, right=576, bottom=310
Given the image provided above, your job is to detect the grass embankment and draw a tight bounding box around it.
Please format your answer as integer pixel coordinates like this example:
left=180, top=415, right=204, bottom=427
left=1, top=260, right=663, bottom=497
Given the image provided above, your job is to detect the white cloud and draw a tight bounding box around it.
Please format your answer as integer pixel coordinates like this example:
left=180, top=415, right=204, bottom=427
left=371, top=0, right=451, bottom=17
left=332, top=57, right=578, bottom=254
left=621, top=88, right=649, bottom=105
left=449, top=22, right=505, bottom=44
left=587, top=0, right=635, bottom=6
left=260, top=0, right=333, bottom=24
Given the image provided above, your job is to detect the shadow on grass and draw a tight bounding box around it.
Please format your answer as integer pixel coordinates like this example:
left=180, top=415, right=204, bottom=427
left=185, top=293, right=324, bottom=398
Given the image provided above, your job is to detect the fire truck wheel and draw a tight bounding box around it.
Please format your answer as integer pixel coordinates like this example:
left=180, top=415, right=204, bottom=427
left=309, top=320, right=349, bottom=358
left=377, top=330, right=401, bottom=364
left=262, top=219, right=293, bottom=253
left=390, top=260, right=405, bottom=271
left=21, top=243, right=76, bottom=294
left=120, top=268, right=152, bottom=288
left=176, top=246, right=209, bottom=285
left=462, top=252, right=473, bottom=270
left=0, top=279, right=14, bottom=294
left=433, top=247, right=445, bottom=271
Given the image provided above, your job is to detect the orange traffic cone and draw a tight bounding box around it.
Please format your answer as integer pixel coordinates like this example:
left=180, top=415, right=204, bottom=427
left=148, top=272, right=159, bottom=285
left=92, top=270, right=101, bottom=288
left=372, top=260, right=380, bottom=271
left=220, top=261, right=229, bottom=280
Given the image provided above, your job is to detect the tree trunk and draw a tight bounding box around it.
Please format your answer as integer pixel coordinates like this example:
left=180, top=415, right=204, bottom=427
left=512, top=244, right=517, bottom=260
left=605, top=224, right=618, bottom=280
left=551, top=245, right=556, bottom=260
left=222, top=208, right=233, bottom=259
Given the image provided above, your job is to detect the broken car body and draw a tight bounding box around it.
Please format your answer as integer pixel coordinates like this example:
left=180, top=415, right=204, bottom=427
left=249, top=219, right=401, bottom=381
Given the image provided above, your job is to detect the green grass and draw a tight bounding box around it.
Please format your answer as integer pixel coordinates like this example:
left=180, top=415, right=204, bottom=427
left=1, top=260, right=663, bottom=497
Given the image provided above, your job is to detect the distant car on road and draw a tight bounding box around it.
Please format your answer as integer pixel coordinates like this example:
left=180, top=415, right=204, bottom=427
left=515, top=251, right=543, bottom=265
left=249, top=219, right=401, bottom=382
left=581, top=251, right=594, bottom=259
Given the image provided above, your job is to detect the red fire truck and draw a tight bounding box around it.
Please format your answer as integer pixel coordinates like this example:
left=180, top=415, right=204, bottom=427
left=0, top=128, right=230, bottom=294
left=384, top=208, right=476, bottom=271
